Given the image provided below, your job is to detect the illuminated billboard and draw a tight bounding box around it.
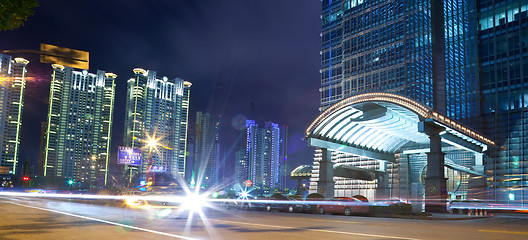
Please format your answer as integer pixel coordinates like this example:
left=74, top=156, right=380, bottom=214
left=118, top=146, right=142, bottom=166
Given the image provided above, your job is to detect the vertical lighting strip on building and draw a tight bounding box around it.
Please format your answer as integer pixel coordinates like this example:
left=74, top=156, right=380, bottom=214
left=103, top=73, right=117, bottom=185
left=11, top=58, right=28, bottom=174
left=43, top=64, right=63, bottom=176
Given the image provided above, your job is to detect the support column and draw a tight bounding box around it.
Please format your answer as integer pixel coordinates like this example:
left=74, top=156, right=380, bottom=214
left=376, top=160, right=389, bottom=199
left=419, top=120, right=447, bottom=213
left=317, top=148, right=334, bottom=199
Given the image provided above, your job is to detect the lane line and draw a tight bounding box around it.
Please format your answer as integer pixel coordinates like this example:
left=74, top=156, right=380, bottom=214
left=208, top=218, right=420, bottom=240
left=278, top=216, right=358, bottom=224
left=479, top=230, right=528, bottom=235
left=6, top=201, right=197, bottom=240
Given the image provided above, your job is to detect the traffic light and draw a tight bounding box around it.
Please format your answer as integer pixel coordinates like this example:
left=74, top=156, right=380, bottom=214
left=22, top=176, right=29, bottom=181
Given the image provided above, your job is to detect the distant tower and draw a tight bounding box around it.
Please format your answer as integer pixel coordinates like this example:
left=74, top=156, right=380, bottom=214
left=123, top=68, right=191, bottom=182
left=193, top=112, right=221, bottom=188
left=43, top=65, right=116, bottom=187
left=242, top=120, right=285, bottom=191
left=0, top=54, right=28, bottom=176
left=278, top=125, right=288, bottom=189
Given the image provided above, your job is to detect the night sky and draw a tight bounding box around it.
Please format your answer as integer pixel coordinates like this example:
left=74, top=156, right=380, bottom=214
left=0, top=0, right=322, bottom=180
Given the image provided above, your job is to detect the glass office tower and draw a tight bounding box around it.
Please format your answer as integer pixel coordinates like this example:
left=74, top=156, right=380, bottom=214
left=0, top=54, right=28, bottom=176
left=478, top=0, right=528, bottom=204
left=311, top=0, right=482, bottom=200
left=43, top=65, right=116, bottom=188
left=320, top=0, right=478, bottom=115
left=123, top=68, right=191, bottom=183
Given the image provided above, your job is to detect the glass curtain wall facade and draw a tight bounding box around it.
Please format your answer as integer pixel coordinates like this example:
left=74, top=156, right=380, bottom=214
left=0, top=54, right=28, bottom=176
left=193, top=111, right=221, bottom=188
left=478, top=0, right=528, bottom=205
left=123, top=68, right=191, bottom=182
left=43, top=65, right=116, bottom=187
left=312, top=0, right=480, bottom=199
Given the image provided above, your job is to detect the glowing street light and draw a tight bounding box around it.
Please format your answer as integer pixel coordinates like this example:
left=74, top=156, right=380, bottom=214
left=147, top=137, right=159, bottom=150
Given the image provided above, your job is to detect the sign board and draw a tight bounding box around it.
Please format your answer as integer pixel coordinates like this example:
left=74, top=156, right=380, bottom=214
left=40, top=43, right=89, bottom=70
left=147, top=165, right=167, bottom=173
left=118, top=147, right=142, bottom=166
left=0, top=166, right=10, bottom=174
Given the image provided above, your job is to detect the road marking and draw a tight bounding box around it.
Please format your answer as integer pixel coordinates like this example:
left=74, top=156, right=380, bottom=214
left=280, top=216, right=358, bottom=224
left=7, top=201, right=197, bottom=240
left=479, top=230, right=528, bottom=235
left=209, top=218, right=420, bottom=240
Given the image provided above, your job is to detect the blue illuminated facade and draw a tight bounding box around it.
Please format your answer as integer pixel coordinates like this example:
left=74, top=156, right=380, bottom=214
left=478, top=0, right=528, bottom=204
left=238, top=120, right=286, bottom=191
left=314, top=0, right=528, bottom=205
left=320, top=0, right=479, bottom=119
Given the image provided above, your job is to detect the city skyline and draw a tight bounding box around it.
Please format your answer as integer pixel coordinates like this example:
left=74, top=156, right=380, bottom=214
left=0, top=0, right=321, bottom=178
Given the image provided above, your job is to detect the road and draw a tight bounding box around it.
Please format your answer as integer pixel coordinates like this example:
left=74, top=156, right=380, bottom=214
left=1, top=197, right=528, bottom=240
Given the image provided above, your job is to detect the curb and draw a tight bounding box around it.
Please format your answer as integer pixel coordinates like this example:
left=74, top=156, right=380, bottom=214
left=369, top=214, right=491, bottom=221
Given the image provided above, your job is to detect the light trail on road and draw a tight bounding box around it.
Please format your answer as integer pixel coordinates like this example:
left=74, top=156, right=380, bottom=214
left=5, top=200, right=198, bottom=240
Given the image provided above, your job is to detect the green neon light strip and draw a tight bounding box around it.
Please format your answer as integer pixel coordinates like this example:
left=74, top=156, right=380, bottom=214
left=12, top=65, right=26, bottom=174
left=104, top=78, right=115, bottom=186
left=43, top=69, right=58, bottom=176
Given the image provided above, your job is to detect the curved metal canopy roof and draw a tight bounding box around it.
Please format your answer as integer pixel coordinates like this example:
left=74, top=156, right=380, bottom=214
left=291, top=165, right=312, bottom=179
left=306, top=93, right=494, bottom=159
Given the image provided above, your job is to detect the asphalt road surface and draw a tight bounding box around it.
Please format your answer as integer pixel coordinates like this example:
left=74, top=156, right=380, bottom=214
left=1, top=197, right=527, bottom=240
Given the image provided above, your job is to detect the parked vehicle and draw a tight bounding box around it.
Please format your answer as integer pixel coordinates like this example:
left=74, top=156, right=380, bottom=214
left=317, top=197, right=369, bottom=216
left=255, top=193, right=310, bottom=213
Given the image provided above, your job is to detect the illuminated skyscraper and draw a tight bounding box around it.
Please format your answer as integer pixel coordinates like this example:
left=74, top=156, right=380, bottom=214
left=311, top=0, right=482, bottom=200
left=240, top=120, right=286, bottom=191
left=312, top=0, right=528, bottom=204
left=0, top=54, right=28, bottom=176
left=123, top=68, right=191, bottom=182
left=43, top=65, right=116, bottom=187
left=192, top=111, right=220, bottom=188
left=478, top=1, right=528, bottom=204
left=278, top=124, right=288, bottom=190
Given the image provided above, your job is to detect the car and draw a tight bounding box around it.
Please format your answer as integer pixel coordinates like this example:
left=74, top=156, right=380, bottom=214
left=371, top=198, right=411, bottom=215
left=447, top=199, right=483, bottom=214
left=317, top=197, right=369, bottom=216
left=255, top=194, right=311, bottom=213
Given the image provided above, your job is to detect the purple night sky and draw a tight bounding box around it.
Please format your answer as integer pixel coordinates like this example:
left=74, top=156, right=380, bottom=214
left=0, top=0, right=322, bottom=180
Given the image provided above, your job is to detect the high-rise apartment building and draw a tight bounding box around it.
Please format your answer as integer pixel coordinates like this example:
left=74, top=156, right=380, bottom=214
left=478, top=0, right=528, bottom=204
left=238, top=120, right=287, bottom=191
left=234, top=147, right=247, bottom=185
left=192, top=111, right=221, bottom=188
left=0, top=54, right=28, bottom=176
left=43, top=65, right=116, bottom=187
left=123, top=68, right=191, bottom=182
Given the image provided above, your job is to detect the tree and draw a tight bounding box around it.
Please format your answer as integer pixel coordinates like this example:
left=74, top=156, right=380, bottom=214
left=0, top=0, right=39, bottom=31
